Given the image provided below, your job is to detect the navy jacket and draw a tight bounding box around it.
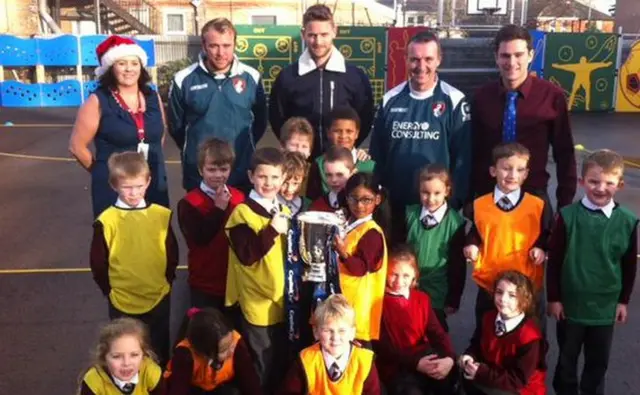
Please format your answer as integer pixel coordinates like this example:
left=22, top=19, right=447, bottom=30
left=168, top=54, right=267, bottom=191
left=269, top=47, right=374, bottom=158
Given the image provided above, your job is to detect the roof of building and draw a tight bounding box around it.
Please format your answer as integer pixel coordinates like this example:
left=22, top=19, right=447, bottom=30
left=537, top=0, right=612, bottom=19
left=376, top=0, right=438, bottom=13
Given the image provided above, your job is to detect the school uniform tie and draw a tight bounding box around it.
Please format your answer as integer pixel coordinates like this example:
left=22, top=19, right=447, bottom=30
left=502, top=91, right=518, bottom=142
left=121, top=383, right=136, bottom=394
left=421, top=213, right=438, bottom=229
left=329, top=362, right=342, bottom=381
left=495, top=320, right=507, bottom=337
left=497, top=196, right=514, bottom=211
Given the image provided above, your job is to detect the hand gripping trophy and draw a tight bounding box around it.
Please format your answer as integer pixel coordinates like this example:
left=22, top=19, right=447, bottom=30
left=285, top=210, right=345, bottom=344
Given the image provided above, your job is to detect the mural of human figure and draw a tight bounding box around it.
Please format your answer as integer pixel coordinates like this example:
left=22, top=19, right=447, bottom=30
left=552, top=56, right=612, bottom=110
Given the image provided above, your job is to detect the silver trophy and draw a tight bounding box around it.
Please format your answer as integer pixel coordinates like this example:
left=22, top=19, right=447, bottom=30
left=296, top=211, right=345, bottom=282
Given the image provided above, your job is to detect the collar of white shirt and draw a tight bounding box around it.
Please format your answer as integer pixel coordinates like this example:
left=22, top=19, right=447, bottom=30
left=278, top=195, right=302, bottom=215
left=494, top=186, right=521, bottom=207
left=298, top=46, right=347, bottom=76
left=581, top=196, right=615, bottom=218
left=351, top=148, right=358, bottom=164
left=420, top=202, right=448, bottom=224
left=321, top=346, right=351, bottom=374
left=249, top=190, right=278, bottom=214
left=495, top=312, right=525, bottom=333
left=345, top=214, right=373, bottom=234
left=408, top=77, right=438, bottom=100
left=115, top=198, right=146, bottom=209
left=328, top=191, right=340, bottom=208
left=386, top=289, right=410, bottom=300
left=112, top=373, right=139, bottom=391
left=200, top=181, right=216, bottom=198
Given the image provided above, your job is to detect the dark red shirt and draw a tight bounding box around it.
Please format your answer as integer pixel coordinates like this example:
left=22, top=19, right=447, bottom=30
left=465, top=310, right=546, bottom=393
left=546, top=210, right=638, bottom=304
left=374, top=290, right=455, bottom=385
left=470, top=76, right=577, bottom=208
left=177, top=186, right=244, bottom=296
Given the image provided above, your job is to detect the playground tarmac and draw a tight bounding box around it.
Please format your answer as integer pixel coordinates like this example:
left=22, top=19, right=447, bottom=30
left=0, top=107, right=639, bottom=395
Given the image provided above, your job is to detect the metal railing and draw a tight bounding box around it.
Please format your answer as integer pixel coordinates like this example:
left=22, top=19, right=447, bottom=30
left=106, top=0, right=162, bottom=34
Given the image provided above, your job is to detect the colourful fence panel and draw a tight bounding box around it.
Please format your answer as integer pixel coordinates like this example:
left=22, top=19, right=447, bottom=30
left=544, top=33, right=618, bottom=112
left=529, top=30, right=545, bottom=78
left=235, top=26, right=302, bottom=95
left=0, top=34, right=155, bottom=107
left=38, top=35, right=80, bottom=66
left=386, top=27, right=427, bottom=90
left=0, top=35, right=39, bottom=66
left=335, top=26, right=386, bottom=104
left=615, top=40, right=640, bottom=112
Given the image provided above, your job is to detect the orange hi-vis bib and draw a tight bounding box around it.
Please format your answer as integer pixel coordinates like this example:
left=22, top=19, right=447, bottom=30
left=164, top=331, right=241, bottom=391
left=472, top=192, right=544, bottom=292
left=300, top=343, right=374, bottom=395
left=339, top=219, right=387, bottom=341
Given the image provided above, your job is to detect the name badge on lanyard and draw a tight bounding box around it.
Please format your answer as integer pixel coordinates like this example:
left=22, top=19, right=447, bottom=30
left=112, top=90, right=149, bottom=160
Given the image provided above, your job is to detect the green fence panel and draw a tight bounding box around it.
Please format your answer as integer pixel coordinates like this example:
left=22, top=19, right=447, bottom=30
left=334, top=26, right=387, bottom=105
left=235, top=26, right=302, bottom=95
left=544, top=33, right=618, bottom=112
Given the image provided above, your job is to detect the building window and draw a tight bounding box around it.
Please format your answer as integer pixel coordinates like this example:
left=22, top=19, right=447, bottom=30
left=407, top=16, right=415, bottom=25
left=164, top=11, right=186, bottom=35
left=417, top=15, right=425, bottom=25
left=251, top=15, right=277, bottom=25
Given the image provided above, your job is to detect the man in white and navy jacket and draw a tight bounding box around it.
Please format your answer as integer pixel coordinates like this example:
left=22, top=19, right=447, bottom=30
left=269, top=4, right=374, bottom=159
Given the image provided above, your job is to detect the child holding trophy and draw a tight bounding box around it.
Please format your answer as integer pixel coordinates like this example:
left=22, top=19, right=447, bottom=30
left=225, top=147, right=290, bottom=394
left=333, top=172, right=390, bottom=348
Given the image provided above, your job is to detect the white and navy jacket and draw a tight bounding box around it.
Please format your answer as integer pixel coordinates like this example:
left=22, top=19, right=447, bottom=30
left=269, top=47, right=374, bottom=158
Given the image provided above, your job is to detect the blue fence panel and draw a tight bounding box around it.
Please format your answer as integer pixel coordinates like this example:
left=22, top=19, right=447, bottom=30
left=0, top=81, right=41, bottom=107
left=80, top=35, right=108, bottom=66
left=37, top=35, right=80, bottom=66
left=0, top=35, right=38, bottom=66
left=80, top=35, right=156, bottom=67
left=83, top=80, right=99, bottom=100
left=529, top=30, right=546, bottom=78
left=134, top=38, right=156, bottom=66
left=41, top=80, right=82, bottom=106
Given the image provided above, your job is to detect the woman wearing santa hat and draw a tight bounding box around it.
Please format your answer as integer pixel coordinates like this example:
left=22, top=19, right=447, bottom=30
left=69, top=35, right=170, bottom=218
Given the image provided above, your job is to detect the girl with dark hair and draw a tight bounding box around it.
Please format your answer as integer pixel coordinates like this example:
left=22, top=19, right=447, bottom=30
left=164, top=308, right=262, bottom=395
left=69, top=35, right=169, bottom=218
left=333, top=172, right=390, bottom=348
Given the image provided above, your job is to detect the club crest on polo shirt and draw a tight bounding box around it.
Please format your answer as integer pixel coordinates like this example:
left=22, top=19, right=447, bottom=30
left=232, top=77, right=246, bottom=94
left=432, top=101, right=446, bottom=117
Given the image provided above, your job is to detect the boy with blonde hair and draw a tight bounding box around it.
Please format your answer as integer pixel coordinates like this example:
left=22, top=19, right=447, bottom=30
left=547, top=149, right=638, bottom=395
left=90, top=151, right=179, bottom=366
left=279, top=294, right=381, bottom=394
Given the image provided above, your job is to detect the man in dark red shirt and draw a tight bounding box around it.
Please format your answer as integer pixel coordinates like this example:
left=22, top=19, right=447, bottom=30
left=470, top=25, right=577, bottom=208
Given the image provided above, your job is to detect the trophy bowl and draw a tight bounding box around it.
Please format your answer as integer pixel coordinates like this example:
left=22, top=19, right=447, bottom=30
left=296, top=211, right=344, bottom=282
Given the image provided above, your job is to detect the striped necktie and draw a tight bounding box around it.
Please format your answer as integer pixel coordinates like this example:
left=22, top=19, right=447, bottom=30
left=502, top=91, right=518, bottom=142
left=497, top=196, right=514, bottom=211
left=329, top=362, right=341, bottom=381
left=495, top=320, right=507, bottom=337
left=421, top=213, right=438, bottom=229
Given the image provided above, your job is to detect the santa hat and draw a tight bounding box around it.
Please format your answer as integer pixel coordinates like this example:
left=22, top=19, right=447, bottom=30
left=94, top=35, right=148, bottom=77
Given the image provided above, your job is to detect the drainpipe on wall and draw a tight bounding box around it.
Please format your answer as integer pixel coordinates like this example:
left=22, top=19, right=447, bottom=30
left=39, top=0, right=62, bottom=34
